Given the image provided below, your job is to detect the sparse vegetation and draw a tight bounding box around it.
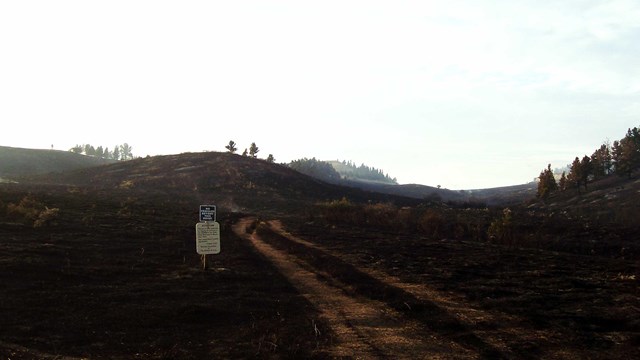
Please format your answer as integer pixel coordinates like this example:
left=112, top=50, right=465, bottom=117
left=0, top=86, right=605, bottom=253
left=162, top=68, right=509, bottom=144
left=4, top=195, right=59, bottom=227
left=1, top=145, right=638, bottom=359
left=249, top=142, right=259, bottom=158
left=225, top=140, right=238, bottom=154
left=69, top=143, right=135, bottom=160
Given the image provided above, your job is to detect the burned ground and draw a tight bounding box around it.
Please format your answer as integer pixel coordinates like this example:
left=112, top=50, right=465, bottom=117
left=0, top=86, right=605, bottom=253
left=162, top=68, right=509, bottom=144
left=1, top=151, right=638, bottom=358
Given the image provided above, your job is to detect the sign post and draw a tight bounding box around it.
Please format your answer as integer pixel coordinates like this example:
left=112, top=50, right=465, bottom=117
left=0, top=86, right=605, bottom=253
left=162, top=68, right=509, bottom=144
left=196, top=205, right=220, bottom=270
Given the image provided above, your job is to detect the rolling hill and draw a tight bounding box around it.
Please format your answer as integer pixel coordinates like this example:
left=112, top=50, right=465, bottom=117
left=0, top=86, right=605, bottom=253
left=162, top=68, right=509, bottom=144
left=31, top=151, right=422, bottom=215
left=0, top=146, right=114, bottom=179
left=1, top=146, right=638, bottom=358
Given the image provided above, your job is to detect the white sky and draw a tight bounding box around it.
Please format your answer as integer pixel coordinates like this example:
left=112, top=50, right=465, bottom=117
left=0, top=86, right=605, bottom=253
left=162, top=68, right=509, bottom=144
left=1, top=1, right=639, bottom=189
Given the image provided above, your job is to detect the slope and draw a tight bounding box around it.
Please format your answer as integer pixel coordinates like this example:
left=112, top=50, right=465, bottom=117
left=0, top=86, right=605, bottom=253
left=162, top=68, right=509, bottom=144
left=32, top=151, right=421, bottom=215
left=0, top=146, right=114, bottom=179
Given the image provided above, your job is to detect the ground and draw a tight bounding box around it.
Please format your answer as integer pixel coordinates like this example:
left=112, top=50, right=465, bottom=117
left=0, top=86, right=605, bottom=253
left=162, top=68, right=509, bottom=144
left=0, top=174, right=638, bottom=359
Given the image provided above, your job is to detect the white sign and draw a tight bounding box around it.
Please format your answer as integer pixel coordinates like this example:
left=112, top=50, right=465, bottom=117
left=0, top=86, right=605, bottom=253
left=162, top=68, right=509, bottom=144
left=199, top=205, right=216, bottom=222
left=196, top=221, right=221, bottom=255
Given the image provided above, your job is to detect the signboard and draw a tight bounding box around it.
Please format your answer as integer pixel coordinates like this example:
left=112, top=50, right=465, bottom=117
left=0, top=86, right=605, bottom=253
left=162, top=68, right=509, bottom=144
left=199, top=205, right=216, bottom=222
left=196, top=221, right=221, bottom=255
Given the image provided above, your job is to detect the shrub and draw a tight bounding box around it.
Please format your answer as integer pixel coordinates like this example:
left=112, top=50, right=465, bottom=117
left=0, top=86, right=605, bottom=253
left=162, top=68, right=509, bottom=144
left=417, top=209, right=445, bottom=238
left=487, top=208, right=514, bottom=246
left=6, top=195, right=44, bottom=222
left=34, top=207, right=60, bottom=228
left=5, top=195, right=59, bottom=227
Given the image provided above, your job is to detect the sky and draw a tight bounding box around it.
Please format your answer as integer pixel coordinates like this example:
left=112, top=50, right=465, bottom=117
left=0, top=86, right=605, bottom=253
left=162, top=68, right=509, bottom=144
left=1, top=1, right=639, bottom=189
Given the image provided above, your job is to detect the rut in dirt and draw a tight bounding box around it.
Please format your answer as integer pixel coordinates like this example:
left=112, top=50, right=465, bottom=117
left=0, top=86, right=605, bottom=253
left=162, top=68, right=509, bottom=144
left=233, top=217, right=510, bottom=359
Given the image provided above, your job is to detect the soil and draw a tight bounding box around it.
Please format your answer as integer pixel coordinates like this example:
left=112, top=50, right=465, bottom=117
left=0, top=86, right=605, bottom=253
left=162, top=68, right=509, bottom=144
left=1, top=153, right=639, bottom=359
left=270, top=218, right=640, bottom=359
left=0, top=184, right=334, bottom=359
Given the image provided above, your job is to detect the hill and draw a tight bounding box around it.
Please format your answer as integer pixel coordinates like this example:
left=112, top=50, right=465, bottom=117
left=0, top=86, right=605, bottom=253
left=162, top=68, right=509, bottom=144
left=33, top=151, right=421, bottom=215
left=1, top=149, right=638, bottom=358
left=0, top=146, right=114, bottom=179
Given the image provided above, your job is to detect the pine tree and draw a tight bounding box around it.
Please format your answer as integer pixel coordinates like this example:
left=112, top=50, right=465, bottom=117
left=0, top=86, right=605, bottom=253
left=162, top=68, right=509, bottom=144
left=580, top=155, right=592, bottom=190
left=266, top=154, right=275, bottom=163
left=112, top=146, right=121, bottom=161
left=249, top=142, right=259, bottom=158
left=225, top=140, right=237, bottom=154
left=559, top=171, right=568, bottom=191
left=567, top=157, right=582, bottom=193
left=537, top=164, right=558, bottom=199
left=242, top=148, right=248, bottom=157
left=120, top=143, right=133, bottom=160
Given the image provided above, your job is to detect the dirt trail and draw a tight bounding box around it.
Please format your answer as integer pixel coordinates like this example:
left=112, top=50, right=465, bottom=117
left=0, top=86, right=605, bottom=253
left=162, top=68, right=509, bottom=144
left=264, top=220, right=565, bottom=358
left=233, top=217, right=476, bottom=359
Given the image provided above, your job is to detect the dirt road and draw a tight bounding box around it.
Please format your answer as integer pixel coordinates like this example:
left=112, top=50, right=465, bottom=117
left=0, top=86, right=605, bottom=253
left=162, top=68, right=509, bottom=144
left=233, top=217, right=517, bottom=359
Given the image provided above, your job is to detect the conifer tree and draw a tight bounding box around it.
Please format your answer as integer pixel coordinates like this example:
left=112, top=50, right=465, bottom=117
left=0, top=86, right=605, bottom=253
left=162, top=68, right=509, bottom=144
left=580, top=155, right=592, bottom=190
left=249, top=142, right=259, bottom=158
left=113, top=146, right=121, bottom=161
left=559, top=171, right=568, bottom=191
left=225, top=140, right=238, bottom=154
left=567, top=157, right=582, bottom=193
left=537, top=164, right=558, bottom=199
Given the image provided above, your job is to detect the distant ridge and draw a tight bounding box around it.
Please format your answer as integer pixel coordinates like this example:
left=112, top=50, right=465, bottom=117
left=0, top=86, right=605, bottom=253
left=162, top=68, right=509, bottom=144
left=0, top=146, right=115, bottom=178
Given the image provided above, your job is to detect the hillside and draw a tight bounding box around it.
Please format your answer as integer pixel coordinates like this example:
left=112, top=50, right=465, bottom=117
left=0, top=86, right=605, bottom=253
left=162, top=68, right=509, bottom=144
left=1, top=149, right=638, bottom=358
left=0, top=146, right=114, bottom=179
left=33, top=151, right=421, bottom=215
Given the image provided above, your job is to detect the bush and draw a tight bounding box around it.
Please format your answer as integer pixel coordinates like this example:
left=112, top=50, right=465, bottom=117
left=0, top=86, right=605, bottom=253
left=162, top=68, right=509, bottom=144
left=487, top=208, right=514, bottom=246
left=5, top=195, right=59, bottom=227
left=34, top=207, right=60, bottom=228
left=417, top=209, right=445, bottom=238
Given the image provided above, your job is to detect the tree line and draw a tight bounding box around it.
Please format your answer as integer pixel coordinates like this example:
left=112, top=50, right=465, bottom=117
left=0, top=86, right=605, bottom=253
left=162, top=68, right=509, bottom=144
left=69, top=143, right=134, bottom=161
left=224, top=140, right=274, bottom=163
left=335, top=160, right=398, bottom=184
left=289, top=158, right=342, bottom=183
left=288, top=158, right=398, bottom=185
left=538, top=126, right=640, bottom=198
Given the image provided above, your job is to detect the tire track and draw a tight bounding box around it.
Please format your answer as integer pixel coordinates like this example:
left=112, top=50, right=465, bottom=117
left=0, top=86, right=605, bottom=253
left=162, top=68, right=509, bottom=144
left=263, top=220, right=565, bottom=359
left=233, top=217, right=475, bottom=359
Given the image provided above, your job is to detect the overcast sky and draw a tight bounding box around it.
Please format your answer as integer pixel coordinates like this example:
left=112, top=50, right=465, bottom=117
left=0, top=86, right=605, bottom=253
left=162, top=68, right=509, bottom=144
left=1, top=1, right=639, bottom=189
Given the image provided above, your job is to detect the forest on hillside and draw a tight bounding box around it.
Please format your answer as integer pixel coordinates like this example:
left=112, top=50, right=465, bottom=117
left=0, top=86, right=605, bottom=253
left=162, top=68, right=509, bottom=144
left=537, top=125, right=640, bottom=198
left=288, top=158, right=397, bottom=185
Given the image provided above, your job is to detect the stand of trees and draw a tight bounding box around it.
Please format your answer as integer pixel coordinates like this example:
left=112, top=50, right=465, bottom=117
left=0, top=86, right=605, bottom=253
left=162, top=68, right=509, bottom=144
left=288, top=158, right=398, bottom=185
left=69, top=143, right=134, bottom=161
left=537, top=125, right=640, bottom=198
left=335, top=160, right=398, bottom=184
left=289, top=158, right=342, bottom=184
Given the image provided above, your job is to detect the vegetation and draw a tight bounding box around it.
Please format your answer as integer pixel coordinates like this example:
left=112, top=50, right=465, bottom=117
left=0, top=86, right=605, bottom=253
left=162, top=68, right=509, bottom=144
left=312, top=198, right=492, bottom=241
left=329, top=160, right=398, bottom=184
left=225, top=140, right=238, bottom=154
left=537, top=164, right=557, bottom=199
left=289, top=158, right=342, bottom=183
left=537, top=125, right=640, bottom=196
left=249, top=142, right=259, bottom=158
left=289, top=158, right=398, bottom=185
left=266, top=154, right=275, bottom=163
left=69, top=143, right=134, bottom=160
left=3, top=195, right=59, bottom=228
